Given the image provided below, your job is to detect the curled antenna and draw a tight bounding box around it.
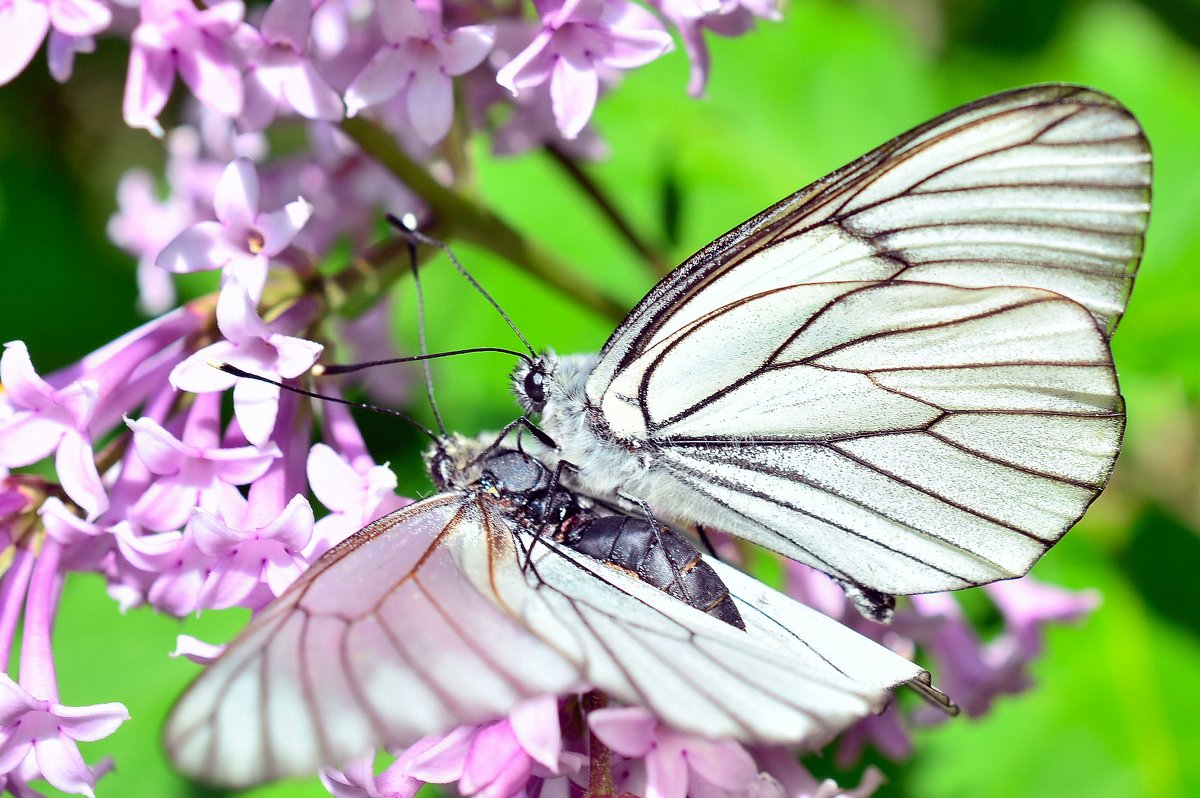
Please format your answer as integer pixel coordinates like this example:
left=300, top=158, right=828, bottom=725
left=211, top=361, right=439, bottom=442
left=386, top=213, right=537, bottom=358
left=313, top=347, right=532, bottom=377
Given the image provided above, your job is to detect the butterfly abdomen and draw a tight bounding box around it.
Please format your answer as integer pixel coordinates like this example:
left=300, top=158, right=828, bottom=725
left=562, top=516, right=746, bottom=630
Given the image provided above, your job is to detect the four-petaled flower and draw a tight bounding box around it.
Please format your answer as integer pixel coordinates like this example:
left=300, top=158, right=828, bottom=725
left=155, top=157, right=314, bottom=303
left=0, top=674, right=129, bottom=798
left=496, top=0, right=674, bottom=138
left=124, top=0, right=248, bottom=136
left=344, top=0, right=496, bottom=145
left=0, top=0, right=112, bottom=86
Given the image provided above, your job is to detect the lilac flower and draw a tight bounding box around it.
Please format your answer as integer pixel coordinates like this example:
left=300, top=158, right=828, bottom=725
left=107, top=168, right=195, bottom=314
left=238, top=0, right=345, bottom=133
left=344, top=0, right=495, bottom=145
left=155, top=158, right=314, bottom=303
left=171, top=635, right=226, bottom=665
left=590, top=706, right=758, bottom=798
left=496, top=0, right=674, bottom=139
left=124, top=394, right=279, bottom=532
left=192, top=494, right=313, bottom=609
left=123, top=0, right=247, bottom=136
left=0, top=342, right=105, bottom=521
left=0, top=540, right=129, bottom=797
left=0, top=675, right=128, bottom=798
left=0, top=0, right=111, bottom=86
left=169, top=280, right=323, bottom=445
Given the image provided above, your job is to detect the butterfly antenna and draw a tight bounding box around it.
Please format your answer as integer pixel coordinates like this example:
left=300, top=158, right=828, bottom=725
left=210, top=362, right=439, bottom=441
left=403, top=232, right=449, bottom=438
left=313, top=348, right=532, bottom=377
left=386, top=213, right=537, bottom=358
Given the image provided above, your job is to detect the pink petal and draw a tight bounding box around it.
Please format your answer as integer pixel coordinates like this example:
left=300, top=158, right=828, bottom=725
left=262, top=548, right=305, bottom=596
left=55, top=429, right=108, bottom=521
left=132, top=480, right=197, bottom=532
left=437, top=25, right=495, bottom=75
left=239, top=70, right=279, bottom=133
left=232, top=375, right=279, bottom=446
left=598, top=26, right=674, bottom=70
left=495, top=31, right=553, bottom=94
left=256, top=197, right=313, bottom=256
left=215, top=280, right=269, bottom=344
left=588, top=707, right=656, bottom=757
left=207, top=442, right=280, bottom=483
left=171, top=634, right=226, bottom=664
left=113, top=524, right=186, bottom=571
left=510, top=695, right=561, bottom=772
left=377, top=0, right=426, bottom=43
left=406, top=63, right=453, bottom=145
left=459, top=721, right=532, bottom=797
left=261, top=0, right=310, bottom=49
left=55, top=379, right=98, bottom=430
left=194, top=0, right=245, bottom=34
left=39, top=496, right=100, bottom=544
left=126, top=416, right=189, bottom=475
left=684, top=739, right=756, bottom=790
left=198, top=548, right=262, bottom=609
left=213, top=157, right=260, bottom=227
left=0, top=674, right=38, bottom=721
left=0, top=725, right=33, bottom=775
left=1, top=341, right=53, bottom=410
left=404, top=726, right=477, bottom=783
left=548, top=51, right=597, bottom=139
left=306, top=443, right=361, bottom=512
left=645, top=744, right=689, bottom=798
left=0, top=0, right=48, bottom=86
left=55, top=702, right=130, bottom=742
left=48, top=29, right=94, bottom=83
left=156, top=221, right=239, bottom=274
left=170, top=343, right=240, bottom=393
left=344, top=46, right=408, bottom=116
left=270, top=334, right=323, bottom=378
left=261, top=494, right=314, bottom=550
left=122, top=43, right=174, bottom=136
left=190, top=508, right=242, bottom=556
left=33, top=734, right=95, bottom=797
left=0, top=414, right=65, bottom=467
left=177, top=36, right=244, bottom=118
left=48, top=0, right=111, bottom=38
left=279, top=60, right=344, bottom=121
left=221, top=254, right=270, bottom=303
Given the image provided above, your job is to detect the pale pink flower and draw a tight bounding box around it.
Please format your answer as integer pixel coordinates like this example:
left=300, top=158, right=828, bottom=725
left=191, top=494, right=313, bottom=610
left=107, top=168, right=195, bottom=314
left=155, top=157, right=314, bottom=302
left=496, top=0, right=673, bottom=139
left=0, top=674, right=128, bottom=798
left=238, top=0, right=345, bottom=132
left=344, top=0, right=495, bottom=145
left=591, top=706, right=758, bottom=798
left=170, top=282, right=322, bottom=446
left=123, top=0, right=247, bottom=136
left=0, top=0, right=111, bottom=86
left=0, top=342, right=105, bottom=520
left=306, top=441, right=405, bottom=556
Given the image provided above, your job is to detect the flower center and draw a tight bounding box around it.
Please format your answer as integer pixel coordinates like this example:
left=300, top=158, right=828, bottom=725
left=247, top=230, right=266, bottom=254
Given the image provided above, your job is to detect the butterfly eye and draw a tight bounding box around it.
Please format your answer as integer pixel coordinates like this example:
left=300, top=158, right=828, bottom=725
left=524, top=369, right=546, bottom=408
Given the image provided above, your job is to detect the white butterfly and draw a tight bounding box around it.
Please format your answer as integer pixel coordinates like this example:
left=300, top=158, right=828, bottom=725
left=511, top=84, right=1150, bottom=616
left=165, top=434, right=939, bottom=787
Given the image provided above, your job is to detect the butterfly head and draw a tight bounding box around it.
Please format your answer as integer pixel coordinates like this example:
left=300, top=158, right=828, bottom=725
left=512, top=353, right=556, bottom=415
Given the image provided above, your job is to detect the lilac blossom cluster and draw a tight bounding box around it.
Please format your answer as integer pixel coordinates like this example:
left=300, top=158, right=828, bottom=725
left=0, top=0, right=1103, bottom=796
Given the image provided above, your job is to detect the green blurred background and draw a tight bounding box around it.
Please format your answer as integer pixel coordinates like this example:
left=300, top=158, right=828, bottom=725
left=1, top=0, right=1199, bottom=795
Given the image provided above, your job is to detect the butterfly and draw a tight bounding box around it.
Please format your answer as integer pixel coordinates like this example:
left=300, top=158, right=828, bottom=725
left=165, top=433, right=940, bottom=787
left=510, top=84, right=1150, bottom=619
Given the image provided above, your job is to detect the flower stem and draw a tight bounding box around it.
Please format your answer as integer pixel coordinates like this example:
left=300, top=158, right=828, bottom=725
left=584, top=690, right=614, bottom=797
left=545, top=143, right=673, bottom=278
left=339, top=117, right=629, bottom=322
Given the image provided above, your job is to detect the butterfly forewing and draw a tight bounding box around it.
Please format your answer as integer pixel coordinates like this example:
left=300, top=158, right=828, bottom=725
left=548, top=84, right=1147, bottom=597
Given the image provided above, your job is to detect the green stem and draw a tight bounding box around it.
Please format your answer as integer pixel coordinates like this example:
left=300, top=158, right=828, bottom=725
left=339, top=117, right=629, bottom=323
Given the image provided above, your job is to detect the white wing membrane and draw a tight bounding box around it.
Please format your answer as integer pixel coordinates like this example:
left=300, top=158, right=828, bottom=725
left=166, top=493, right=928, bottom=787
left=565, top=85, right=1146, bottom=595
